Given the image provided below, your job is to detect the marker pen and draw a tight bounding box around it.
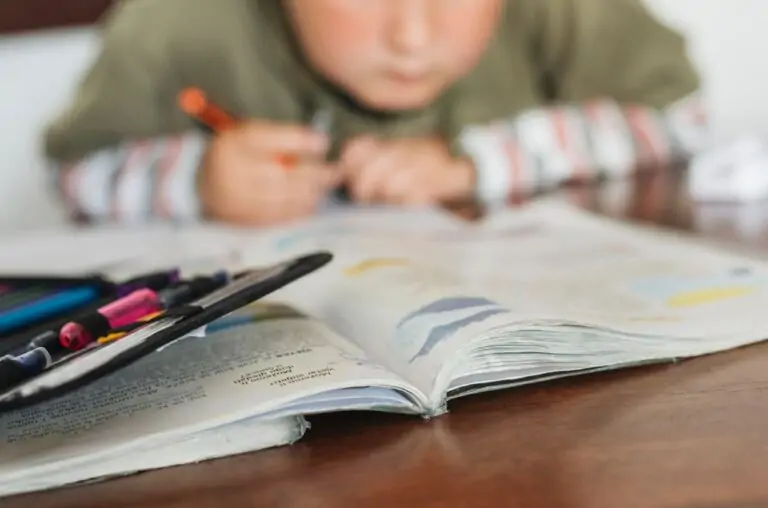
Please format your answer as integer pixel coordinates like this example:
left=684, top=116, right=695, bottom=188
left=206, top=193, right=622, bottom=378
left=96, top=272, right=230, bottom=345
left=97, top=311, right=163, bottom=345
left=0, top=285, right=102, bottom=335
left=59, top=288, right=163, bottom=351
left=0, top=274, right=114, bottom=292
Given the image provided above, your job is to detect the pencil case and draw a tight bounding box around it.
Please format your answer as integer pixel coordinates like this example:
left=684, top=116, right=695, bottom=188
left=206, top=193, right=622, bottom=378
left=0, top=269, right=187, bottom=344
left=0, top=251, right=333, bottom=415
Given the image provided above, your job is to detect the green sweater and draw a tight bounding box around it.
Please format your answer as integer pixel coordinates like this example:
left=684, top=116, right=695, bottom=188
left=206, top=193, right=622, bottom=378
left=45, top=0, right=702, bottom=221
left=45, top=0, right=698, bottom=161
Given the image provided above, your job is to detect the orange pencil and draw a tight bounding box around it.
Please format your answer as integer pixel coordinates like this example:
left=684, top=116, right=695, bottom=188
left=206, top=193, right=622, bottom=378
left=178, top=88, right=237, bottom=132
left=178, top=87, right=299, bottom=169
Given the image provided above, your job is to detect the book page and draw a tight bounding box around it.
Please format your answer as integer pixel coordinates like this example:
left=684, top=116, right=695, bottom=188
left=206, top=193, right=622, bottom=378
left=230, top=200, right=768, bottom=406
left=314, top=259, right=519, bottom=407
left=0, top=303, right=422, bottom=484
left=0, top=416, right=306, bottom=498
left=446, top=200, right=768, bottom=342
left=237, top=228, right=512, bottom=407
left=196, top=208, right=485, bottom=407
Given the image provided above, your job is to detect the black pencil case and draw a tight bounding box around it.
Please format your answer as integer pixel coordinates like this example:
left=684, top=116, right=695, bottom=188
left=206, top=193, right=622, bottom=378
left=0, top=251, right=332, bottom=415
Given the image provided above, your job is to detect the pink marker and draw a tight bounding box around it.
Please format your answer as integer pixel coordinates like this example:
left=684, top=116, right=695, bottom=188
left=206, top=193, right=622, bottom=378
left=59, top=288, right=163, bottom=351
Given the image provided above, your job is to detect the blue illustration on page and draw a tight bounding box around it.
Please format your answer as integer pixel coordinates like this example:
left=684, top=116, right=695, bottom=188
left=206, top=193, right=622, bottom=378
left=395, top=297, right=509, bottom=363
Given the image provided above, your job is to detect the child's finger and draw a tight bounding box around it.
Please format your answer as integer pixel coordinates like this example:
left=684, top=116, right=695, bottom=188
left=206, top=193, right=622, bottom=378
left=323, top=165, right=344, bottom=189
left=238, top=122, right=329, bottom=155
left=380, top=169, right=413, bottom=203
left=349, top=152, right=399, bottom=203
left=244, top=158, right=292, bottom=182
left=339, top=136, right=380, bottom=174
left=308, top=163, right=343, bottom=189
left=287, top=163, right=341, bottom=203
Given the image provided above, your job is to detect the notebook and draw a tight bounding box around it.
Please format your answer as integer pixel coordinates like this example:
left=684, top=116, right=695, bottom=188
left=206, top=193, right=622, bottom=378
left=4, top=200, right=768, bottom=497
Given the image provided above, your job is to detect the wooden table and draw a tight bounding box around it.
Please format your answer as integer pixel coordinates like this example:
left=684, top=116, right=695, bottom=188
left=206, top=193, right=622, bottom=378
left=9, top=168, right=768, bottom=508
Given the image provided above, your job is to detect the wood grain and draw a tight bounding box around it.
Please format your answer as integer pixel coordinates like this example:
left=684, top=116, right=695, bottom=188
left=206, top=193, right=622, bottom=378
left=7, top=168, right=768, bottom=508
left=0, top=0, right=113, bottom=35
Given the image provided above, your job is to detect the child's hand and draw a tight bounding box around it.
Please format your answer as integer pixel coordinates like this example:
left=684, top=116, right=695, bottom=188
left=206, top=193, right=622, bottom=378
left=340, top=136, right=475, bottom=206
left=198, top=121, right=337, bottom=225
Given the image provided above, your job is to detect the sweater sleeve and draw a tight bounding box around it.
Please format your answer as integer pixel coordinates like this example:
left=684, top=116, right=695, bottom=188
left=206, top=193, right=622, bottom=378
left=41, top=1, right=211, bottom=224
left=41, top=0, right=308, bottom=224
left=43, top=2, right=207, bottom=225
left=50, top=132, right=207, bottom=224
left=457, top=0, right=706, bottom=206
left=458, top=94, right=707, bottom=206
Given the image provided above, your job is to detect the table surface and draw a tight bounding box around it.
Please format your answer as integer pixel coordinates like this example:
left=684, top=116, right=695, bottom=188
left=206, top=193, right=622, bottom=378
left=9, top=168, right=768, bottom=508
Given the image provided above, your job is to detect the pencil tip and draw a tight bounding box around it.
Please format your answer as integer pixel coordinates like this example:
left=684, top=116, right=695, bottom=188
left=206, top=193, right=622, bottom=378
left=178, top=88, right=207, bottom=114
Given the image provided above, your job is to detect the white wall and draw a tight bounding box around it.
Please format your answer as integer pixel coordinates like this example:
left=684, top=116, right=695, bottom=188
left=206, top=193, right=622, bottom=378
left=0, top=2, right=767, bottom=231
left=645, top=0, right=768, bottom=141
left=0, top=27, right=99, bottom=231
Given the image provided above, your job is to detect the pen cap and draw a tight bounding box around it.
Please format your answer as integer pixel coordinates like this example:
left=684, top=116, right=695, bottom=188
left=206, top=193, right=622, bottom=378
left=100, top=288, right=163, bottom=328
left=59, top=288, right=163, bottom=351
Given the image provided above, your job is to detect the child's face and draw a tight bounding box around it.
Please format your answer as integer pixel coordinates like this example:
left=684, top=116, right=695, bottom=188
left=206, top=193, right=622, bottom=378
left=285, top=0, right=502, bottom=112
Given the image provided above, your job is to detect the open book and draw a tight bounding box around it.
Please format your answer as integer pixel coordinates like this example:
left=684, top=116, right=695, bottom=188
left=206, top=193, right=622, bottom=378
left=4, top=200, right=768, bottom=497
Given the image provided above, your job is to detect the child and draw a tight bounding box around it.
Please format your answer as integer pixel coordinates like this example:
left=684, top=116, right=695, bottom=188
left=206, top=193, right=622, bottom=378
left=44, top=0, right=706, bottom=225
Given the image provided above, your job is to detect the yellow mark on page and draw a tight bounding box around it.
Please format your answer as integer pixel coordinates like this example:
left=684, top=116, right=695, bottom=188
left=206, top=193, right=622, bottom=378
left=666, top=287, right=756, bottom=308
left=344, top=258, right=410, bottom=277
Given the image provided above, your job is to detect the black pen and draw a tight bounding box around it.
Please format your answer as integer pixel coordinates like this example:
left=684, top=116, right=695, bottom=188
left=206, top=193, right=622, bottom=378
left=157, top=271, right=229, bottom=308
left=11, top=330, right=68, bottom=360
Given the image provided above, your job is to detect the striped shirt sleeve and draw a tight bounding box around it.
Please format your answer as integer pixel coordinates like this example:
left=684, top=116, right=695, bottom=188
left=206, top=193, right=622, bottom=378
left=458, top=93, right=708, bottom=207
left=50, top=132, right=208, bottom=224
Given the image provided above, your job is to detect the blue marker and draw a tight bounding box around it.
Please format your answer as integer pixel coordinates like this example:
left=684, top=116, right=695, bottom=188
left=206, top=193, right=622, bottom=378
left=0, top=286, right=101, bottom=335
